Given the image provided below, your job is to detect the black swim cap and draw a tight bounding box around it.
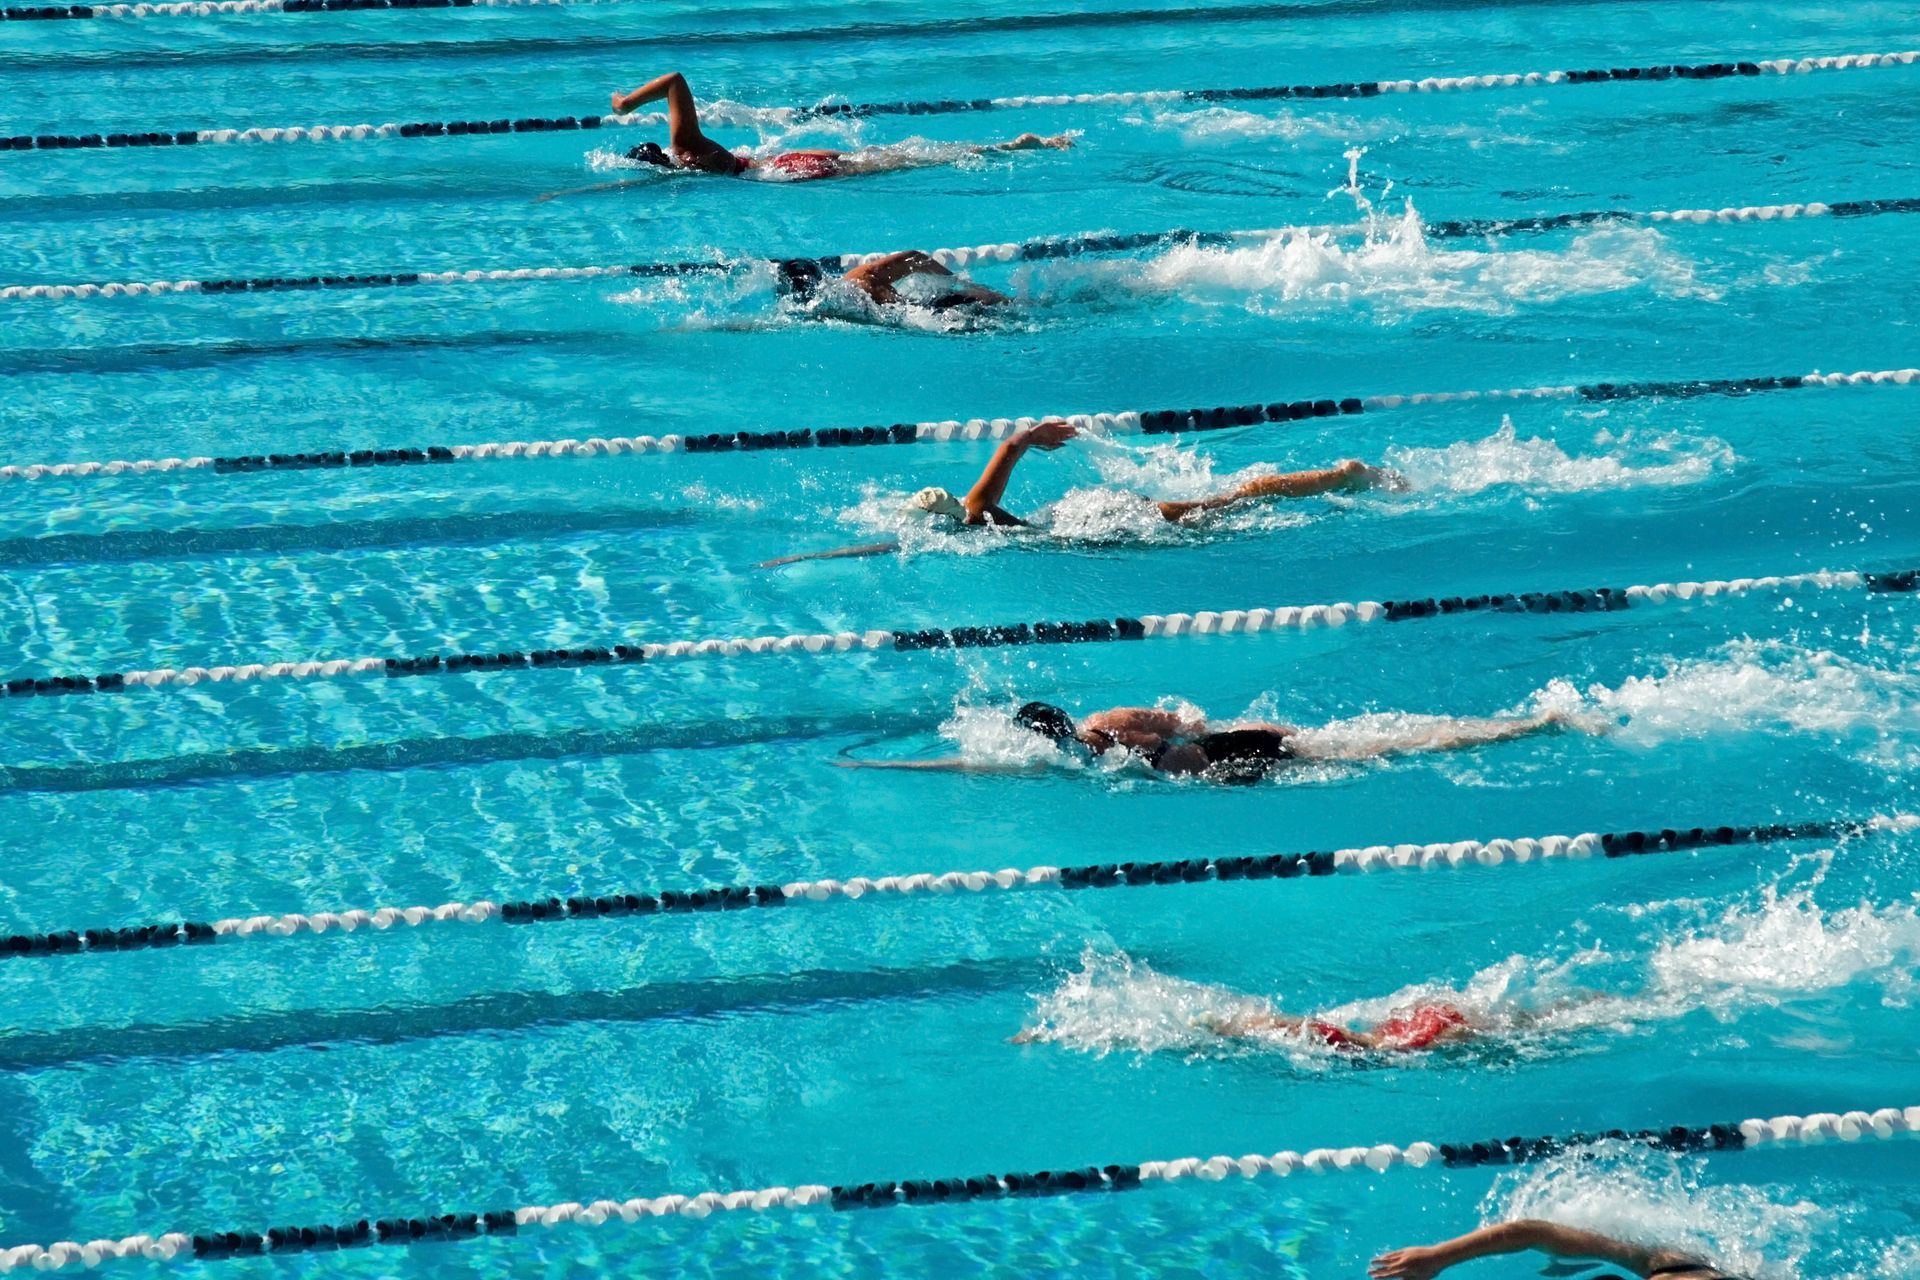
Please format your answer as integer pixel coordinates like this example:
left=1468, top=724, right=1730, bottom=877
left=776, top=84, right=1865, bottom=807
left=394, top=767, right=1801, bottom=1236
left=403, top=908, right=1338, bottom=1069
left=625, top=141, right=673, bottom=167
left=776, top=257, right=826, bottom=298
left=1014, top=701, right=1076, bottom=746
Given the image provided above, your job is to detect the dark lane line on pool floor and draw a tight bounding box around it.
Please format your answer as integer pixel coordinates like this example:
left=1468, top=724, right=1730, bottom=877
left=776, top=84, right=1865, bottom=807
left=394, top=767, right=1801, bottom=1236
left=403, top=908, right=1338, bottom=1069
left=0, top=955, right=1058, bottom=1072
left=0, top=329, right=597, bottom=376
left=0, top=506, right=704, bottom=570
left=0, top=709, right=935, bottom=796
left=0, top=0, right=1649, bottom=62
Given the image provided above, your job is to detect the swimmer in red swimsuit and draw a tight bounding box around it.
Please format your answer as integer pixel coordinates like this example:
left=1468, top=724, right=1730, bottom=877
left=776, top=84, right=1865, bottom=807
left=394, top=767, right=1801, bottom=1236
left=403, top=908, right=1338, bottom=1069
left=546, top=71, right=1071, bottom=194
left=1200, top=1002, right=1477, bottom=1052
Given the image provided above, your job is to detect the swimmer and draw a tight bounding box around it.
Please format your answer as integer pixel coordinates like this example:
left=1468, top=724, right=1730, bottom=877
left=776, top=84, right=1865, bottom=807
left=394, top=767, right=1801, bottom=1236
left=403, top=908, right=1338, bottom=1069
left=1191, top=1002, right=1481, bottom=1051
left=537, top=71, right=1071, bottom=198
left=775, top=250, right=1011, bottom=312
left=1011, top=1002, right=1484, bottom=1052
left=840, top=699, right=1598, bottom=781
left=759, top=418, right=1402, bottom=567
left=1372, top=1221, right=1751, bottom=1280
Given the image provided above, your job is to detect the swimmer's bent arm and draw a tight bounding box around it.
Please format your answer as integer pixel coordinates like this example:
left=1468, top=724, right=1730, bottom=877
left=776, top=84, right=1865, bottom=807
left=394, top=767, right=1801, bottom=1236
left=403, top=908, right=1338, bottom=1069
left=1371, top=1221, right=1701, bottom=1280
left=611, top=71, right=707, bottom=151
left=961, top=418, right=1078, bottom=524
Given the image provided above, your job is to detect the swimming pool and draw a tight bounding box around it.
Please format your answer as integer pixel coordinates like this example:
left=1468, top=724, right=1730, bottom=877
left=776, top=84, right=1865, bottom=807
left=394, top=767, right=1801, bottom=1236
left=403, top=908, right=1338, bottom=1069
left=3, top=0, right=1920, bottom=1274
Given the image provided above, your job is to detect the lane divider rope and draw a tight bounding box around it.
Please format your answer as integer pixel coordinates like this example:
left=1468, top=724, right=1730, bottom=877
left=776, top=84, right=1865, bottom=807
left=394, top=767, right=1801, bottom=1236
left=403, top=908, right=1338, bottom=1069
left=3, top=366, right=1913, bottom=483
left=0, top=1107, right=1909, bottom=1270
left=4, top=564, right=1915, bottom=702
left=8, top=197, right=1916, bottom=304
left=5, top=49, right=1915, bottom=151
left=4, top=815, right=1906, bottom=961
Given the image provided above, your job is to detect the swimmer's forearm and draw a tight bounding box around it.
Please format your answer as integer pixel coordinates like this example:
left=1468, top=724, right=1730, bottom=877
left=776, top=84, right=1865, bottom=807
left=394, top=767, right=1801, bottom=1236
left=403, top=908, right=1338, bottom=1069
left=1470, top=1223, right=1663, bottom=1272
left=964, top=437, right=1030, bottom=521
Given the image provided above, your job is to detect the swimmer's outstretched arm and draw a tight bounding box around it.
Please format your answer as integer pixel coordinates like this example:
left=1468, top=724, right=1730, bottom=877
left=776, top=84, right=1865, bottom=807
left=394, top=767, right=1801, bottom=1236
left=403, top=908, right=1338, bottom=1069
left=756, top=540, right=901, bottom=569
left=976, top=132, right=1077, bottom=152
left=1156, top=459, right=1403, bottom=522
left=1371, top=1221, right=1704, bottom=1280
left=610, top=71, right=708, bottom=151
left=959, top=418, right=1078, bottom=524
left=1291, top=708, right=1593, bottom=762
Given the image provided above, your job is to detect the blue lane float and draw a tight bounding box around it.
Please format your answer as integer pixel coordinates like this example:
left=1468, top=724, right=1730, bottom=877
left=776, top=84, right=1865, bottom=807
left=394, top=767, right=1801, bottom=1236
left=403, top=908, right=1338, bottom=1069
left=1, top=816, right=1906, bottom=963
left=10, top=198, right=1919, bottom=305
left=0, top=565, right=1914, bottom=702
left=5, top=367, right=1915, bottom=484
left=0, top=1107, right=1909, bottom=1270
left=2, top=49, right=1914, bottom=151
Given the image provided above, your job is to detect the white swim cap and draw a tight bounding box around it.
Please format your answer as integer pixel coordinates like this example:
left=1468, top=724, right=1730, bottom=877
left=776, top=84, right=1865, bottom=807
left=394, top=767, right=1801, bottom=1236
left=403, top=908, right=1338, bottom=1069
left=907, top=486, right=967, bottom=520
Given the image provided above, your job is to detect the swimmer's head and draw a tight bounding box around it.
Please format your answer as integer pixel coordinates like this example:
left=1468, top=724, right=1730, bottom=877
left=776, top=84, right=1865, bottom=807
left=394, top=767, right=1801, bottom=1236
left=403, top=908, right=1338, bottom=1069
left=906, top=486, right=967, bottom=521
left=1015, top=701, right=1077, bottom=747
left=625, top=141, right=674, bottom=168
left=775, top=257, right=826, bottom=299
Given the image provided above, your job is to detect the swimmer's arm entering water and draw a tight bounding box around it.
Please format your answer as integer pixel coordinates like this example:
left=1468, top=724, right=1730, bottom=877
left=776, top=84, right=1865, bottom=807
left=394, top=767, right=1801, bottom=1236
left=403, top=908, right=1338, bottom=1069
left=842, top=251, right=1012, bottom=309
left=756, top=540, right=900, bottom=569
left=1371, top=1221, right=1703, bottom=1280
left=960, top=418, right=1079, bottom=525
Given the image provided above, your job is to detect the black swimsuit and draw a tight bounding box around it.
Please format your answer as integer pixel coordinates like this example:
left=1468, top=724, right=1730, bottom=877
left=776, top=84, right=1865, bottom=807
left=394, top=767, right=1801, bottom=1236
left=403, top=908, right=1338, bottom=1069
left=1145, top=728, right=1295, bottom=781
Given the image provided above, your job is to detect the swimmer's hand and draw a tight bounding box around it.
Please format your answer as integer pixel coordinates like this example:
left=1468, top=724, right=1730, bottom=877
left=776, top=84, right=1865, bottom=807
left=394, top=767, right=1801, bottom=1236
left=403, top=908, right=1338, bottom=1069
left=995, top=132, right=1077, bottom=151
left=1369, top=1245, right=1447, bottom=1280
left=1016, top=419, right=1079, bottom=451
left=1535, top=706, right=1612, bottom=736
left=1337, top=459, right=1411, bottom=493
left=1009, top=1027, right=1044, bottom=1044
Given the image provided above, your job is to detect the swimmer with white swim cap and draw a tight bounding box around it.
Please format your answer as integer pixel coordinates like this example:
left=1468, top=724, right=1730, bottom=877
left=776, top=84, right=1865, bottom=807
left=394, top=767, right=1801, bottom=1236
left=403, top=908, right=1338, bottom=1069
left=759, top=418, right=1405, bottom=566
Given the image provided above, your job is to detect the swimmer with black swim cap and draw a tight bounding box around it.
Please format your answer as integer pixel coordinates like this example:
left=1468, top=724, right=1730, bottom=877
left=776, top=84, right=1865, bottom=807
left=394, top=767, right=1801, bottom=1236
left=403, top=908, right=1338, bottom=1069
left=536, top=71, right=1071, bottom=199
left=773, top=249, right=1010, bottom=313
left=1373, top=1221, right=1753, bottom=1280
left=843, top=698, right=1594, bottom=780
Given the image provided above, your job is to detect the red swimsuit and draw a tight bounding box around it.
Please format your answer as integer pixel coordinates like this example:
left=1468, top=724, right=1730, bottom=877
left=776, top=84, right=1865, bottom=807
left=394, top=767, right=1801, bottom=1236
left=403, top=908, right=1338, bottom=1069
left=1307, top=1004, right=1468, bottom=1052
left=770, top=152, right=842, bottom=180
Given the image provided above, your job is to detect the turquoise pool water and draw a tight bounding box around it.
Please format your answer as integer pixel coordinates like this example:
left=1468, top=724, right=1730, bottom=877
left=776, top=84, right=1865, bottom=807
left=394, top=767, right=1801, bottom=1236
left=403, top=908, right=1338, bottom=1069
left=3, top=0, right=1920, bottom=1275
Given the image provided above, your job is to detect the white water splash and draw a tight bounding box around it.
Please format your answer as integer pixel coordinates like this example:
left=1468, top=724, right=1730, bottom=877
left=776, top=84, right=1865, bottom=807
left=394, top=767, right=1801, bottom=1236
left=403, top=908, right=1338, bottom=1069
left=1386, top=418, right=1735, bottom=497
left=1649, top=873, right=1920, bottom=1012
left=1532, top=641, right=1920, bottom=748
left=1487, top=1146, right=1833, bottom=1280
left=1133, top=104, right=1551, bottom=149
left=1017, top=204, right=1717, bottom=318
left=1020, top=872, right=1920, bottom=1060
